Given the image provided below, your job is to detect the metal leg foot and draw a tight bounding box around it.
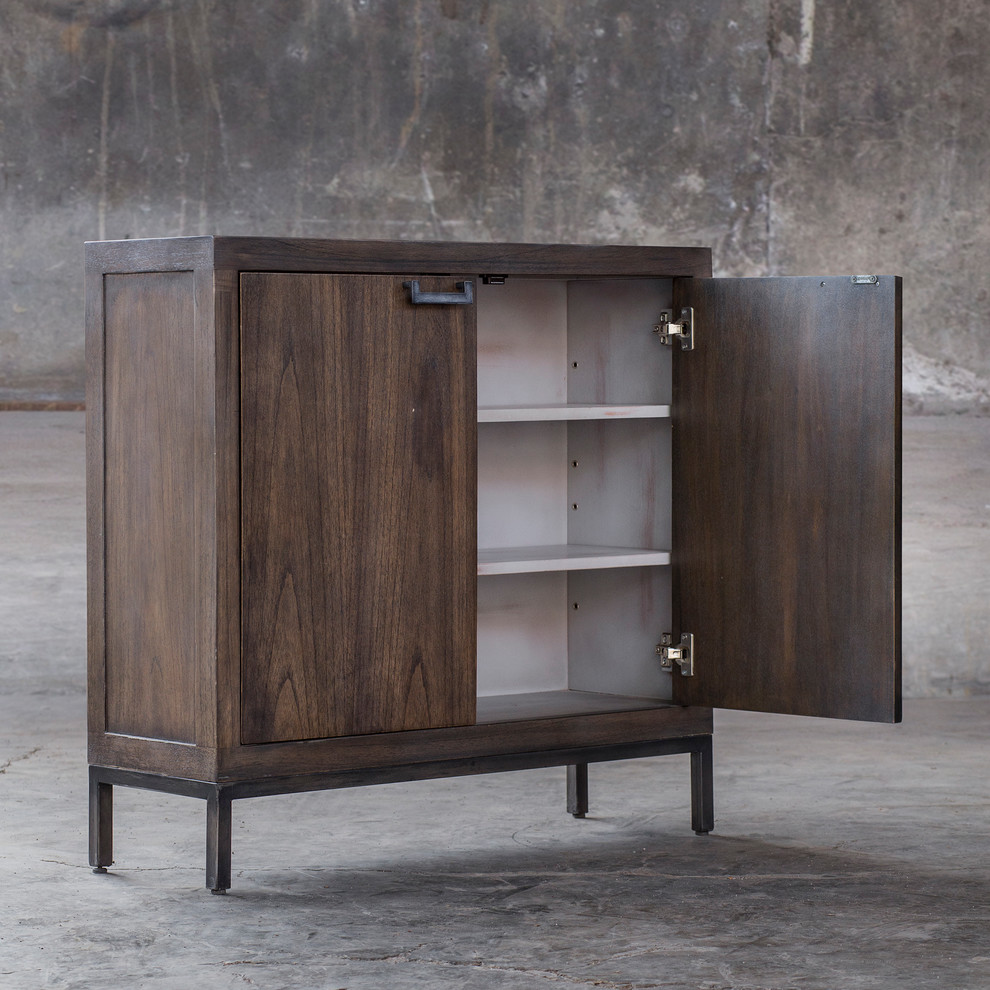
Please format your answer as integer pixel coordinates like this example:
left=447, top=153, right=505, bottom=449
left=690, top=737, right=714, bottom=835
left=206, top=787, right=233, bottom=893
left=88, top=767, right=113, bottom=872
left=567, top=763, right=589, bottom=818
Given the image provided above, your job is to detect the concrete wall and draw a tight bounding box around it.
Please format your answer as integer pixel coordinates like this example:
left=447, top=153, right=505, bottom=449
left=1, top=0, right=989, bottom=407
left=1, top=1, right=987, bottom=698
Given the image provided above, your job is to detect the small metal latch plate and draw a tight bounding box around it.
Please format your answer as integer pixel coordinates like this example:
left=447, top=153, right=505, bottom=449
left=654, top=307, right=694, bottom=350
left=851, top=275, right=879, bottom=285
left=657, top=632, right=694, bottom=676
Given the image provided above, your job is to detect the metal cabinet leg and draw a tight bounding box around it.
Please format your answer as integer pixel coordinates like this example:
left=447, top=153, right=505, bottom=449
left=206, top=787, right=233, bottom=894
left=567, top=763, right=589, bottom=818
left=690, top=737, right=714, bottom=835
left=89, top=767, right=113, bottom=873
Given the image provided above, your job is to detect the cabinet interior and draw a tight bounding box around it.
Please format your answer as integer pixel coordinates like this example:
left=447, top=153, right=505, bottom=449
left=475, top=277, right=675, bottom=720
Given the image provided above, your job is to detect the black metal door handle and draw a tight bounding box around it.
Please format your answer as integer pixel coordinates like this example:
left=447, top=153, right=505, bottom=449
left=403, top=280, right=474, bottom=305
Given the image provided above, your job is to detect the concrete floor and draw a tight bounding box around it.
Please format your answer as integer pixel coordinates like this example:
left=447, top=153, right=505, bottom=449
left=2, top=412, right=989, bottom=990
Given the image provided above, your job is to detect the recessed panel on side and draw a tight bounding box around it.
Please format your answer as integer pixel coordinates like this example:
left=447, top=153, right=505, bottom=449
left=239, top=274, right=477, bottom=744
left=103, top=272, right=198, bottom=743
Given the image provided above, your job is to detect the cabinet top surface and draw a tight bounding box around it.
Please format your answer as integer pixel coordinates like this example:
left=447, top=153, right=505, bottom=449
left=84, top=235, right=713, bottom=278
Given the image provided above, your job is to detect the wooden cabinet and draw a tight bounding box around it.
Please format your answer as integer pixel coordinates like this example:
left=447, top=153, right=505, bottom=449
left=86, top=237, right=901, bottom=892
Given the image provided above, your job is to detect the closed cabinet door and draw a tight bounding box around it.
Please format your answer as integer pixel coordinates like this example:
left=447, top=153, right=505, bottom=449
left=239, top=274, right=477, bottom=743
left=670, top=276, right=902, bottom=722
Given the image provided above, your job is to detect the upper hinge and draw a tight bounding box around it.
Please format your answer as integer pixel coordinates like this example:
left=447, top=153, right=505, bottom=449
left=653, top=307, right=694, bottom=350
left=657, top=632, right=694, bottom=676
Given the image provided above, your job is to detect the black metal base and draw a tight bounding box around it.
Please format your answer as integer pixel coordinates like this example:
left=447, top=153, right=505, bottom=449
left=567, top=763, right=589, bottom=818
left=89, top=735, right=715, bottom=893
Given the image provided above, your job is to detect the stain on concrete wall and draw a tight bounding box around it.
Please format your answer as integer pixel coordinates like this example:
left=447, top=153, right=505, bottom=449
left=766, top=0, right=990, bottom=413
left=0, top=0, right=987, bottom=404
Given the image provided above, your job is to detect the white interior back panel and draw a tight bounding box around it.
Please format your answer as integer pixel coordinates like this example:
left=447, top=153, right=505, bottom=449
left=476, top=279, right=568, bottom=407
left=478, top=421, right=567, bottom=549
left=477, top=573, right=569, bottom=696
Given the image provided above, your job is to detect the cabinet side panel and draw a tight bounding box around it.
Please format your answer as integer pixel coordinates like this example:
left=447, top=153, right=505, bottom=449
left=566, top=279, right=673, bottom=404
left=240, top=274, right=476, bottom=743
left=103, top=272, right=198, bottom=743
left=86, top=265, right=108, bottom=749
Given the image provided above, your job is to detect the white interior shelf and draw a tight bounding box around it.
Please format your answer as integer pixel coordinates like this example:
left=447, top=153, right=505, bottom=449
left=478, top=544, right=671, bottom=575
left=478, top=404, right=670, bottom=423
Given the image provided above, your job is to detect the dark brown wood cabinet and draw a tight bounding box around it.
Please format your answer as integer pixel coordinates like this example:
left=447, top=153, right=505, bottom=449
left=86, top=237, right=901, bottom=892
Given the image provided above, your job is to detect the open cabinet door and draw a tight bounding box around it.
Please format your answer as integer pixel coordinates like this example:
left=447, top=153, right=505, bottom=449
left=670, top=276, right=901, bottom=722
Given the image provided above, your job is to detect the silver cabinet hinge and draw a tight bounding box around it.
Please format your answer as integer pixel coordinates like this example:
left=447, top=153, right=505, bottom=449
left=851, top=275, right=879, bottom=285
left=657, top=632, right=694, bottom=676
left=653, top=307, right=694, bottom=350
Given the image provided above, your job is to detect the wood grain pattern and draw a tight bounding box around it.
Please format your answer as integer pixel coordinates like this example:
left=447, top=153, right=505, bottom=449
left=218, top=704, right=714, bottom=780
left=239, top=274, right=476, bottom=743
left=671, top=276, right=902, bottom=722
left=85, top=251, right=109, bottom=753
left=87, top=235, right=712, bottom=280
left=476, top=690, right=676, bottom=723
left=213, top=266, right=242, bottom=755
left=88, top=731, right=216, bottom=780
left=86, top=704, right=712, bottom=783
left=215, top=237, right=713, bottom=279
left=103, top=272, right=198, bottom=742
left=85, top=236, right=214, bottom=275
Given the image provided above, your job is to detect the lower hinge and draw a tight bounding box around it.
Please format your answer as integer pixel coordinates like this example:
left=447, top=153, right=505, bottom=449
left=657, top=632, right=694, bottom=676
left=653, top=307, right=694, bottom=350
